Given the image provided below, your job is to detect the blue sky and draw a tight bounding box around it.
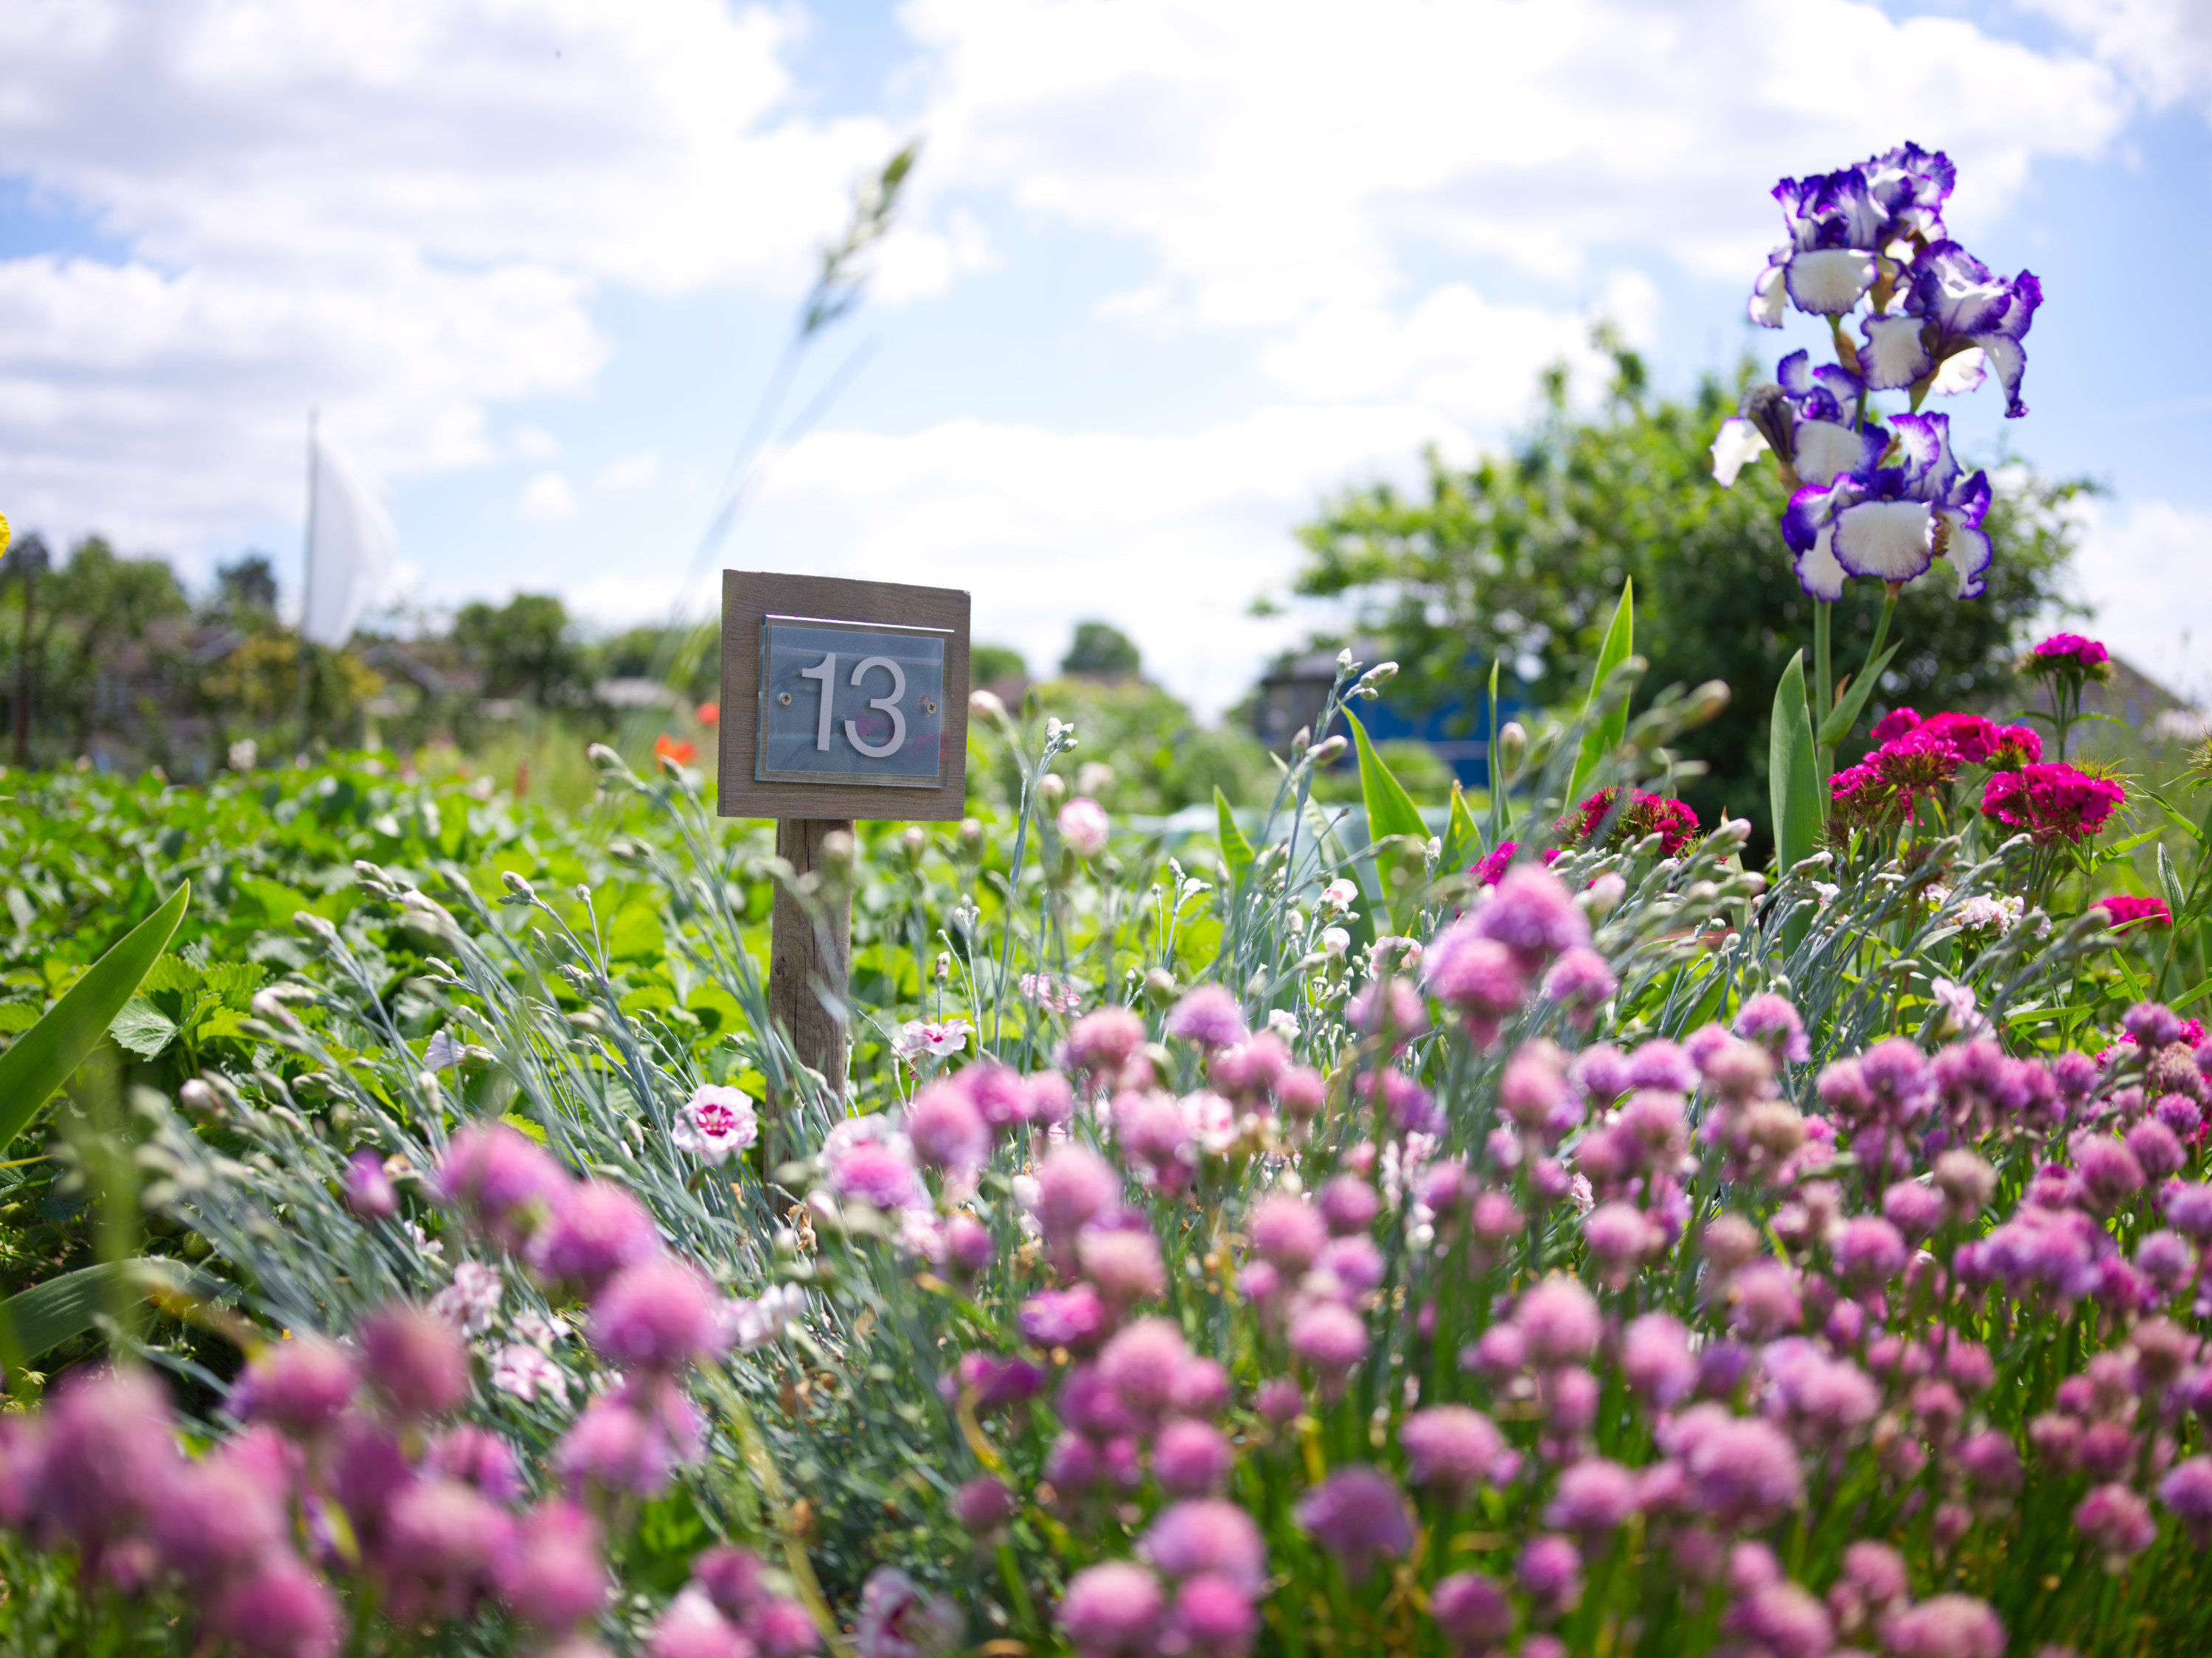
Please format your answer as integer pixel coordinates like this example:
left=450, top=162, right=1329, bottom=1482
left=1, top=0, right=2208, bottom=712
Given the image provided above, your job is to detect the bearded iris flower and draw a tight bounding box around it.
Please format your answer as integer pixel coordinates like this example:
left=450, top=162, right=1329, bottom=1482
left=1778, top=412, right=1991, bottom=600
left=1857, top=243, right=2043, bottom=415
left=1710, top=349, right=1886, bottom=488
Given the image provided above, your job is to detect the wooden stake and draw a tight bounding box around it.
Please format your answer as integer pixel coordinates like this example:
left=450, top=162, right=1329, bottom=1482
left=768, top=817, right=853, bottom=1119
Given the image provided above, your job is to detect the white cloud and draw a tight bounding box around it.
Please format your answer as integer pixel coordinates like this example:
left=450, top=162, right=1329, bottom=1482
left=597, top=450, right=663, bottom=490
left=518, top=470, right=579, bottom=523
left=906, top=0, right=2126, bottom=327
left=2025, top=0, right=2212, bottom=112
left=2067, top=495, right=2212, bottom=704
left=744, top=404, right=1479, bottom=717
left=512, top=425, right=563, bottom=461
left=0, top=0, right=910, bottom=552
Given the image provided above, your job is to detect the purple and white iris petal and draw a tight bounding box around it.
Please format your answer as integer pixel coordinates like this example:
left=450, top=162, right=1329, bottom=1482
left=1794, top=525, right=1850, bottom=602
left=1812, top=362, right=1864, bottom=405
left=1792, top=419, right=1882, bottom=490
left=1887, top=411, right=1958, bottom=495
left=1749, top=262, right=1787, bottom=328
left=1971, top=330, right=2031, bottom=419
left=1936, top=510, right=1994, bottom=598
left=1710, top=418, right=1770, bottom=487
left=1859, top=315, right=1933, bottom=391
left=1784, top=249, right=1877, bottom=316
left=1775, top=350, right=1815, bottom=397
left=1834, top=499, right=1935, bottom=585
left=1930, top=346, right=1987, bottom=397
left=1907, top=243, right=2015, bottom=337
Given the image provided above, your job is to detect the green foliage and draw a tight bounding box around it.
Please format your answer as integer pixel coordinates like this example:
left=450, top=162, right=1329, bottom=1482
left=1566, top=577, right=1635, bottom=806
left=1292, top=349, right=2083, bottom=845
left=1768, top=650, right=1820, bottom=877
left=1059, top=619, right=1141, bottom=678
left=1026, top=675, right=1273, bottom=812
left=454, top=592, right=589, bottom=705
left=970, top=641, right=1028, bottom=686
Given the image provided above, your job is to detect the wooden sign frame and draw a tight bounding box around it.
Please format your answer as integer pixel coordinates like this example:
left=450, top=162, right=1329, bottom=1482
left=716, top=568, right=972, bottom=821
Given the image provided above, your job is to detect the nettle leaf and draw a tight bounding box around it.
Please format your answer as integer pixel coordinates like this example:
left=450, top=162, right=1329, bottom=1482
left=109, top=995, right=181, bottom=1059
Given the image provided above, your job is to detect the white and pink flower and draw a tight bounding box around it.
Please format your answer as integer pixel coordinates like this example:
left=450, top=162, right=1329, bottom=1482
left=672, top=1085, right=759, bottom=1165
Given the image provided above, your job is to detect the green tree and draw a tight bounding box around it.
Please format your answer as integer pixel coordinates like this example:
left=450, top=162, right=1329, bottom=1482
left=1061, top=621, right=1141, bottom=678
left=454, top=593, right=586, bottom=705
left=1291, top=347, right=2082, bottom=845
left=33, top=537, right=195, bottom=757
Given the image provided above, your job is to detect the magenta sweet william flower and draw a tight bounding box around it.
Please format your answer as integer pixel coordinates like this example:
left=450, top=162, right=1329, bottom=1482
left=2095, top=894, right=2171, bottom=933
left=1980, top=762, right=2124, bottom=846
left=1565, top=787, right=1700, bottom=856
left=2028, top=631, right=2112, bottom=677
left=1295, top=1466, right=1412, bottom=1581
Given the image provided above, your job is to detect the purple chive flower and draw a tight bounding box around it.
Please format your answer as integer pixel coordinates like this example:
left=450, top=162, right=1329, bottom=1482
left=1060, top=1561, right=1163, bottom=1657
left=1141, top=1499, right=1267, bottom=1595
left=208, top=1554, right=343, bottom=1658
left=1079, top=1227, right=1167, bottom=1307
left=1627, top=1039, right=1698, bottom=1094
left=1249, top=1193, right=1328, bottom=1270
left=1541, top=947, right=1616, bottom=1028
left=824, top=1135, right=923, bottom=1213
left=1726, top=1581, right=1834, bottom=1658
left=953, top=1476, right=1018, bottom=1533
left=1169, top=1573, right=1256, bottom=1658
left=1295, top=1466, right=1413, bottom=1582
left=1665, top=1404, right=1805, bottom=1528
left=1474, top=866, right=1590, bottom=969
left=1099, top=1318, right=1192, bottom=1418
left=345, top=1149, right=398, bottom=1221
left=232, top=1336, right=358, bottom=1438
left=908, top=1081, right=990, bottom=1174
left=495, top=1499, right=610, bottom=1631
left=1516, top=1276, right=1601, bottom=1366
left=2160, top=1455, right=2212, bottom=1545
left=758, top=1598, right=824, bottom=1658
left=1622, top=1312, right=1697, bottom=1407
left=1254, top=1378, right=1304, bottom=1424
left=529, top=1180, right=661, bottom=1295
left=1422, top=924, right=1528, bottom=1042
left=1020, top=1285, right=1106, bottom=1349
left=1037, top=1146, right=1121, bottom=1244
left=2074, top=1135, right=2146, bottom=1212
left=1517, top=1533, right=1583, bottom=1615
left=1728, top=1260, right=1804, bottom=1338
left=591, top=1258, right=722, bottom=1372
left=2124, top=1001, right=2188, bottom=1049
left=1290, top=1304, right=1368, bottom=1390
left=1399, top=1406, right=1504, bottom=1502
left=2076, top=1482, right=2157, bottom=1561
left=2136, top=1228, right=2197, bottom=1290
left=2165, top=1180, right=2212, bottom=1240
left=1155, top=1420, right=1234, bottom=1497
left=424, top=1423, right=522, bottom=1501
left=651, top=1586, right=748, bottom=1658
left=1733, top=992, right=1811, bottom=1063
left=965, top=1062, right=1034, bottom=1132
left=1063, top=1006, right=1148, bottom=1079
left=1545, top=1457, right=1641, bottom=1536
left=2127, top=1118, right=2186, bottom=1182
left=1884, top=1178, right=1948, bottom=1241
left=1430, top=1570, right=1513, bottom=1650
left=360, top=1303, right=471, bottom=1420
left=945, top=1214, right=996, bottom=1276
left=150, top=1447, right=288, bottom=1589
left=1166, top=986, right=1248, bottom=1048
left=382, top=1477, right=515, bottom=1621
left=1582, top=1202, right=1660, bottom=1283
left=1317, top=1175, right=1381, bottom=1236
left=1832, top=1215, right=1909, bottom=1286
left=554, top=1398, right=689, bottom=1499
left=437, top=1122, right=569, bottom=1250
left=1881, top=1594, right=2007, bottom=1658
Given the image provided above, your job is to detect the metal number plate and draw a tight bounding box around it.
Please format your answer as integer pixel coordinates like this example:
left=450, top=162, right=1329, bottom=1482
left=755, top=616, right=950, bottom=787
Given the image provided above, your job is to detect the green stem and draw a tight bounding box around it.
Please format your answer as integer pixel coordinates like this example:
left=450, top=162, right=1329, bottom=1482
left=1813, top=602, right=1834, bottom=793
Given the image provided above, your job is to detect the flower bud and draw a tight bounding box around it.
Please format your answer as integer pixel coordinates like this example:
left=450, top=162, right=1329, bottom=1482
left=1684, top=680, right=1732, bottom=726
left=1498, top=721, right=1527, bottom=773
left=970, top=689, right=1008, bottom=722
left=1039, top=774, right=1067, bottom=809
left=1311, top=736, right=1348, bottom=764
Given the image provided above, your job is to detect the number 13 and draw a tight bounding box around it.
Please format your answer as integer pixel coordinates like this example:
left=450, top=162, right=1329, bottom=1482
left=799, top=652, right=908, bottom=759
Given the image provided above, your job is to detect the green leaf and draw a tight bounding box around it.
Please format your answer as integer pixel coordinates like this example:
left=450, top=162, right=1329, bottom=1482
left=1814, top=642, right=1902, bottom=746
left=1444, top=781, right=1484, bottom=872
left=1566, top=579, right=1635, bottom=807
left=0, top=882, right=189, bottom=1157
left=2159, top=844, right=2188, bottom=917
left=1349, top=711, right=1430, bottom=931
left=1214, top=787, right=1255, bottom=886
left=1769, top=651, right=1820, bottom=877
left=108, top=995, right=180, bottom=1059
left=0, top=1259, right=177, bottom=1370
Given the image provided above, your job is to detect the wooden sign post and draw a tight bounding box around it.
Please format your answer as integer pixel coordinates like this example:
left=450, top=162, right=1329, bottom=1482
left=718, top=571, right=971, bottom=1112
